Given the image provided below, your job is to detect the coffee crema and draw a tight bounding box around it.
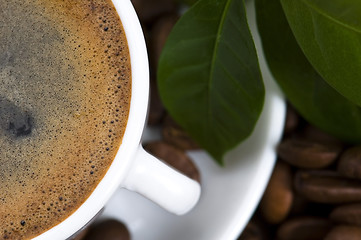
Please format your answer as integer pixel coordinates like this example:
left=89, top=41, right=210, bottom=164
left=0, top=0, right=131, bottom=239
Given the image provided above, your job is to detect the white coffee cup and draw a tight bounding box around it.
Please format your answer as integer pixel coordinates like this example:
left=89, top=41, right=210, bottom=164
left=33, top=0, right=201, bottom=239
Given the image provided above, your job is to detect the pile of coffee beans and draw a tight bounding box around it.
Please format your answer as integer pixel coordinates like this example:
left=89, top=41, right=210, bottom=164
left=239, top=105, right=361, bottom=240
left=76, top=219, right=131, bottom=240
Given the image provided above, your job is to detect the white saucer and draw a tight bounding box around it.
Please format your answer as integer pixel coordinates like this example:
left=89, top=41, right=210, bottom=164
left=100, top=1, right=285, bottom=239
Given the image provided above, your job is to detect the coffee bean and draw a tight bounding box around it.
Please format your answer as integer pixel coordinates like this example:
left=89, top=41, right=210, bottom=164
left=295, top=170, right=361, bottom=204
left=146, top=13, right=179, bottom=126
left=276, top=216, right=332, bottom=240
left=301, top=125, right=343, bottom=146
left=143, top=141, right=201, bottom=183
left=338, top=146, right=361, bottom=180
left=277, top=138, right=341, bottom=169
left=82, top=219, right=130, bottom=240
left=238, top=221, right=264, bottom=240
left=131, top=0, right=178, bottom=25
left=324, top=225, right=361, bottom=240
left=284, top=104, right=299, bottom=135
left=330, top=203, right=361, bottom=226
left=148, top=13, right=179, bottom=71
left=162, top=115, right=200, bottom=151
left=259, top=161, right=293, bottom=224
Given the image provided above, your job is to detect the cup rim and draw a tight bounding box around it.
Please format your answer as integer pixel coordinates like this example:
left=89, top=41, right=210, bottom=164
left=34, top=0, right=149, bottom=239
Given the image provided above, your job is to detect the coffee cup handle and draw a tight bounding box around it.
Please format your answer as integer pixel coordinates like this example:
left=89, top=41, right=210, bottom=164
left=122, top=145, right=201, bottom=215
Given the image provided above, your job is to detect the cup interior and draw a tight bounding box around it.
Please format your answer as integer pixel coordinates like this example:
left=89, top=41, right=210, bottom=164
left=34, top=0, right=149, bottom=239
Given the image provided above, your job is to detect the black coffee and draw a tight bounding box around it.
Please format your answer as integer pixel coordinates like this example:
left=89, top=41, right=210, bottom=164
left=0, top=0, right=131, bottom=239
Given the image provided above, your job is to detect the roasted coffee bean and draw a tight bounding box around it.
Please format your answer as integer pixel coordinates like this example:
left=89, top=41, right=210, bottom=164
left=131, top=0, right=178, bottom=25
left=146, top=13, right=179, bottom=126
left=324, top=225, right=361, bottom=240
left=82, top=219, right=130, bottom=240
left=276, top=217, right=332, bottom=240
left=330, top=203, right=361, bottom=226
left=295, top=170, right=361, bottom=204
left=301, top=125, right=343, bottom=146
left=277, top=137, right=341, bottom=169
left=338, top=146, right=361, bottom=180
left=238, top=221, right=264, bottom=240
left=284, top=105, right=299, bottom=135
left=143, top=141, right=201, bottom=183
left=259, top=161, right=293, bottom=224
left=162, top=115, right=200, bottom=150
left=149, top=13, right=179, bottom=71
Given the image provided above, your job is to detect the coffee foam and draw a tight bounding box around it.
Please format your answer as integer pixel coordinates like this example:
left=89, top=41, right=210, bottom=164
left=0, top=0, right=131, bottom=239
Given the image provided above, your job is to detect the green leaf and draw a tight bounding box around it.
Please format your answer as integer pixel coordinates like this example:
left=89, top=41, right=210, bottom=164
left=255, top=0, right=361, bottom=142
left=177, top=0, right=198, bottom=6
left=157, top=0, right=264, bottom=164
left=280, top=0, right=361, bottom=107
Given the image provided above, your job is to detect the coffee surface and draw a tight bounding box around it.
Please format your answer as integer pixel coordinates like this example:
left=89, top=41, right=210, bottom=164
left=0, top=0, right=131, bottom=239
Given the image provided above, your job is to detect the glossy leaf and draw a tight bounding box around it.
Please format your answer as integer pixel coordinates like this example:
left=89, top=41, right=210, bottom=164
left=177, top=0, right=198, bottom=6
left=256, top=0, right=361, bottom=142
left=280, top=0, right=361, bottom=107
left=157, top=0, right=264, bottom=164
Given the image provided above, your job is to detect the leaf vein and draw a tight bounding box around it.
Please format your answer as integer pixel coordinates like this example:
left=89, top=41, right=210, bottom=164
left=302, top=0, right=361, bottom=35
left=207, top=0, right=233, bottom=130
